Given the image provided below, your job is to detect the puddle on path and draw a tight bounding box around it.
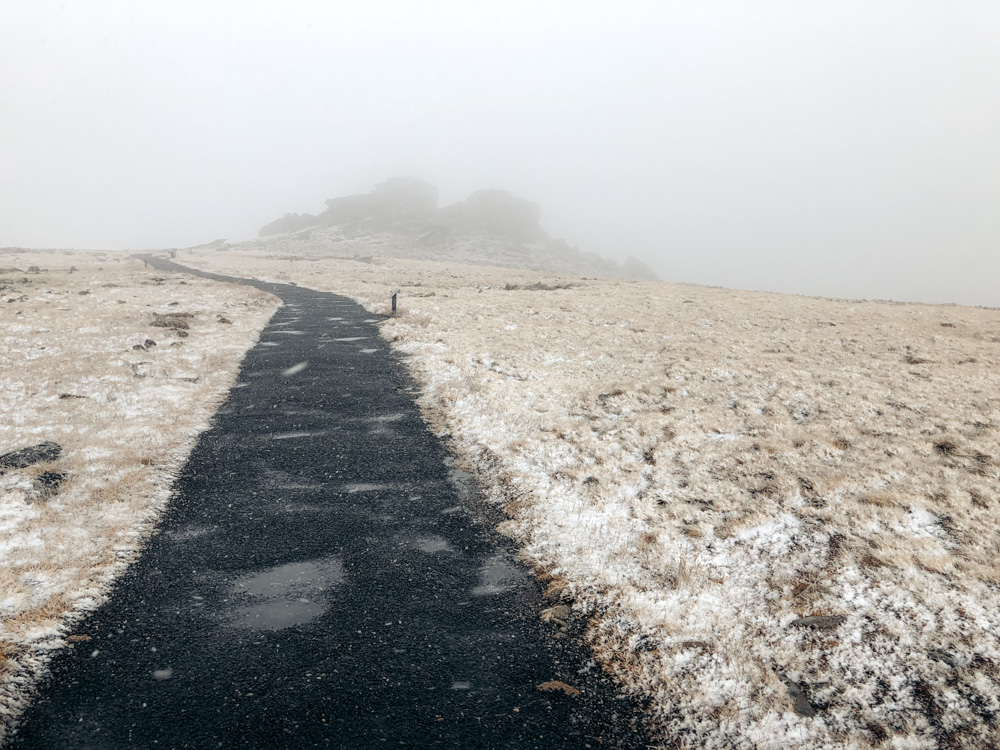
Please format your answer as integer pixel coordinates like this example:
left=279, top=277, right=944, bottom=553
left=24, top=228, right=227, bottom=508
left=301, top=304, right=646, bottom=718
left=414, top=536, right=453, bottom=554
left=226, top=558, right=344, bottom=631
left=262, top=469, right=326, bottom=492
left=368, top=412, right=407, bottom=423
left=471, top=554, right=525, bottom=596
left=448, top=467, right=475, bottom=503
left=344, top=483, right=393, bottom=494
left=164, top=525, right=216, bottom=542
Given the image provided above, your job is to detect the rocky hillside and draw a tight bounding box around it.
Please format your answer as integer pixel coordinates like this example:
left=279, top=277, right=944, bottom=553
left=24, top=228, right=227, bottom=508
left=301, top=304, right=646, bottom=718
left=251, top=178, right=657, bottom=281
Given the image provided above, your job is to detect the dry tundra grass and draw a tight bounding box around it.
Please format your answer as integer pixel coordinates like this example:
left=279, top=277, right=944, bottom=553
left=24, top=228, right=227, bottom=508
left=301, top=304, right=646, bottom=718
left=0, top=250, right=278, bottom=739
left=181, top=245, right=1000, bottom=749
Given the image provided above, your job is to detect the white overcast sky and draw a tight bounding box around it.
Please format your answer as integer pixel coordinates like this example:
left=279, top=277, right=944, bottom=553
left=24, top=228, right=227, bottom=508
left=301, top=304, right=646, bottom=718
left=2, top=1, right=998, bottom=305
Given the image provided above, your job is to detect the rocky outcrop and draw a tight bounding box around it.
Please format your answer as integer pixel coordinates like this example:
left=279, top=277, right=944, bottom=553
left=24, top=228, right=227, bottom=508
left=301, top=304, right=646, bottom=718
left=0, top=442, right=62, bottom=473
left=259, top=213, right=319, bottom=237
left=323, top=177, right=438, bottom=228
left=438, top=189, right=543, bottom=242
left=256, top=178, right=658, bottom=281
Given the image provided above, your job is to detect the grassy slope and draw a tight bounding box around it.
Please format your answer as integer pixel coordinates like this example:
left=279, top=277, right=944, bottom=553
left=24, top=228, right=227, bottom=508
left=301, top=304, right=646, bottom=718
left=183, top=246, right=1000, bottom=749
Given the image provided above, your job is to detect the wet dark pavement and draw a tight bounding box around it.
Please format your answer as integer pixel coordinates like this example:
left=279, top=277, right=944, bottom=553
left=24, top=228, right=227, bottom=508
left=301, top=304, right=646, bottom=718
left=11, top=257, right=649, bottom=749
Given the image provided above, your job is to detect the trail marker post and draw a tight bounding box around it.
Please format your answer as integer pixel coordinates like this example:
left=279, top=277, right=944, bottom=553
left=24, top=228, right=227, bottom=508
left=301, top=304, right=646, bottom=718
left=390, top=290, right=399, bottom=316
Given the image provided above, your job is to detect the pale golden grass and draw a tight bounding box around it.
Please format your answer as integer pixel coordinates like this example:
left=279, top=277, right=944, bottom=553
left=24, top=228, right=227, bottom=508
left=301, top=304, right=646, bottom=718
left=180, top=246, right=1000, bottom=749
left=0, top=250, right=279, bottom=738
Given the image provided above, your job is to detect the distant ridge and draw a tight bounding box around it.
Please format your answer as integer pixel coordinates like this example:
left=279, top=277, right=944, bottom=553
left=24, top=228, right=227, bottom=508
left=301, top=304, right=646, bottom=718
left=251, top=178, right=657, bottom=280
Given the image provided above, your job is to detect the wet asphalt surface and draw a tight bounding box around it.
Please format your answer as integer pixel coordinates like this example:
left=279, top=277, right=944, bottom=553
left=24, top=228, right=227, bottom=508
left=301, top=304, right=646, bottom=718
left=11, top=257, right=649, bottom=749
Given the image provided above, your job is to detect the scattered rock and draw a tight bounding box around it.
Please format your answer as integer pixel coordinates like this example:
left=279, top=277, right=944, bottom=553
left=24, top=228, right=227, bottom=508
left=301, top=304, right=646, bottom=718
left=132, top=344, right=146, bottom=350
left=78, top=290, right=90, bottom=295
left=540, top=604, right=571, bottom=629
left=780, top=674, right=816, bottom=717
left=928, top=649, right=960, bottom=668
left=31, top=471, right=67, bottom=499
left=66, top=634, right=90, bottom=642
left=0, top=442, right=62, bottom=473
left=59, top=393, right=87, bottom=399
left=504, top=282, right=577, bottom=292
left=790, top=615, right=846, bottom=630
left=27, top=266, right=40, bottom=273
left=145, top=339, right=157, bottom=348
left=218, top=316, right=232, bottom=324
left=677, top=640, right=713, bottom=651
left=543, top=582, right=567, bottom=600
left=68, top=266, right=77, bottom=273
left=537, top=680, right=581, bottom=698
left=176, top=329, right=189, bottom=338
left=150, top=317, right=190, bottom=330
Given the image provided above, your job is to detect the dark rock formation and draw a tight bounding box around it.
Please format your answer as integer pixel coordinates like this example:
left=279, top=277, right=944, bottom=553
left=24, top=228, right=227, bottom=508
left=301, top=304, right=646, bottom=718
left=256, top=178, right=659, bottom=281
left=438, top=189, right=543, bottom=241
left=259, top=213, right=320, bottom=237
left=621, top=256, right=659, bottom=281
left=0, top=441, right=62, bottom=473
left=32, top=470, right=67, bottom=499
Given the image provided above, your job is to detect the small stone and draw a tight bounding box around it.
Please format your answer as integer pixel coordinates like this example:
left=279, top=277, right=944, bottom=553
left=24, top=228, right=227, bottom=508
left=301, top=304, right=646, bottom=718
left=780, top=674, right=816, bottom=717
left=59, top=393, right=87, bottom=399
left=0, top=442, right=62, bottom=473
left=176, top=329, right=189, bottom=338
left=540, top=604, right=571, bottom=629
left=790, top=615, right=846, bottom=630
left=150, top=317, right=189, bottom=330
left=27, top=266, right=40, bottom=273
left=132, top=343, right=146, bottom=350
left=78, top=290, right=90, bottom=295
left=928, top=649, right=959, bottom=668
left=218, top=317, right=232, bottom=324
left=32, top=471, right=67, bottom=499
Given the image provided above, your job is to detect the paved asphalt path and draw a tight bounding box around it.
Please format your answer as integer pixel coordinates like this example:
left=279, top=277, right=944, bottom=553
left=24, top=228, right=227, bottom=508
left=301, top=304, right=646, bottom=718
left=11, top=257, right=649, bottom=749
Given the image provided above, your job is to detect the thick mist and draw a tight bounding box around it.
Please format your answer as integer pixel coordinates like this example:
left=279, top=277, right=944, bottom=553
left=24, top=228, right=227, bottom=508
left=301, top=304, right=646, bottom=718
left=2, top=1, right=998, bottom=305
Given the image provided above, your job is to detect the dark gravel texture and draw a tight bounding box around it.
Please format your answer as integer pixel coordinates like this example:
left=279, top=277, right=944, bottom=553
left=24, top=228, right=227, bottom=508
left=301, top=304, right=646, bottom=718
left=10, top=256, right=650, bottom=749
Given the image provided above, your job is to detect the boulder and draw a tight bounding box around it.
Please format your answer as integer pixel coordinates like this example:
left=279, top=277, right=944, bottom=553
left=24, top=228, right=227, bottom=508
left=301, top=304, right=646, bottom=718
left=439, top=189, right=543, bottom=240
left=0, top=441, right=62, bottom=473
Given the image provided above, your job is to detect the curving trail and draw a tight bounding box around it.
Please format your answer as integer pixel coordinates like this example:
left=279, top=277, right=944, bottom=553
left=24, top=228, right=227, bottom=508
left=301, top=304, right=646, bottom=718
left=10, top=257, right=648, bottom=749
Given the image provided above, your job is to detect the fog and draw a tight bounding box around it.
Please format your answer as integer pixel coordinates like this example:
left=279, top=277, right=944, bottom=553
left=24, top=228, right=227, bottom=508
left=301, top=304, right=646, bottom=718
left=3, top=1, right=999, bottom=306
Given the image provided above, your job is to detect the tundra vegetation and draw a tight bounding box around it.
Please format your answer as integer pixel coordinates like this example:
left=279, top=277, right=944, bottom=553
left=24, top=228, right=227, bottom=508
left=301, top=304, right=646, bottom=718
left=0, top=251, right=278, bottom=738
left=181, top=245, right=1000, bottom=749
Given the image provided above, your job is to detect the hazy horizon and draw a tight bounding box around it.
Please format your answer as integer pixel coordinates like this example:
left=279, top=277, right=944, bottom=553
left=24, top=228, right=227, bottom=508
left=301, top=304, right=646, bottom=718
left=3, top=1, right=999, bottom=306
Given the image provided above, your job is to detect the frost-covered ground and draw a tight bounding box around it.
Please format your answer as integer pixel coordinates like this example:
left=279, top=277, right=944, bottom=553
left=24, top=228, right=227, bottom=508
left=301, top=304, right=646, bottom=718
left=181, top=246, right=1000, bottom=749
left=0, top=251, right=278, bottom=738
